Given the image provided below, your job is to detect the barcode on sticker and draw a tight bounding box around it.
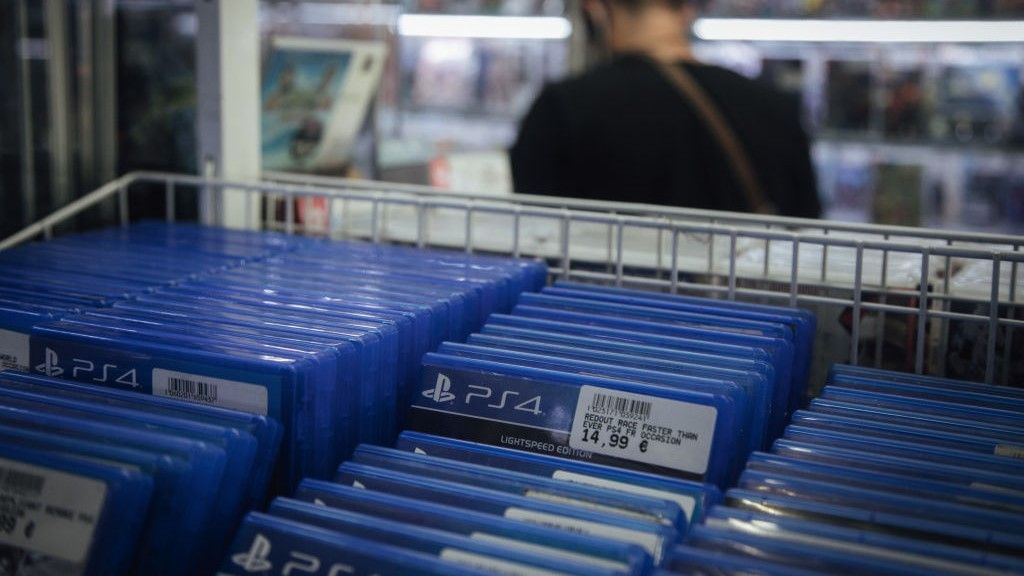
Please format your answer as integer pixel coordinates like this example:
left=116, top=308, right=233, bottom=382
left=165, top=377, right=218, bottom=403
left=440, top=548, right=563, bottom=576
left=0, top=457, right=107, bottom=563
left=551, top=470, right=697, bottom=521
left=570, top=386, right=716, bottom=475
left=590, top=393, right=652, bottom=420
left=503, top=507, right=663, bottom=560
left=995, top=444, right=1024, bottom=459
left=152, top=368, right=269, bottom=415
left=0, top=467, right=44, bottom=497
left=0, top=329, right=29, bottom=372
left=468, top=532, right=630, bottom=573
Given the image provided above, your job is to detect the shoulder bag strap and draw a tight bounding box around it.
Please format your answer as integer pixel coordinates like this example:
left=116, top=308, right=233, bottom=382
left=651, top=59, right=775, bottom=215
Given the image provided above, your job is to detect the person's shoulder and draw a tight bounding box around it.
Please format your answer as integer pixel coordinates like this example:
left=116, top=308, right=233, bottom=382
left=699, top=63, right=805, bottom=127
left=544, top=55, right=660, bottom=98
left=690, top=62, right=758, bottom=85
left=695, top=64, right=789, bottom=104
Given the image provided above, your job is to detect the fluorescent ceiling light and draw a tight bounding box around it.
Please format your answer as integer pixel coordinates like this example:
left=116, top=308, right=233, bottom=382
left=398, top=14, right=572, bottom=40
left=693, top=19, right=1024, bottom=43
left=298, top=3, right=401, bottom=26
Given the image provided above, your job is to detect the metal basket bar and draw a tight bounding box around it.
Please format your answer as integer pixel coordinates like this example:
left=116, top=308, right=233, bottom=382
left=265, top=170, right=1024, bottom=247
left=31, top=171, right=1017, bottom=263
left=3, top=171, right=1023, bottom=385
left=0, top=173, right=135, bottom=251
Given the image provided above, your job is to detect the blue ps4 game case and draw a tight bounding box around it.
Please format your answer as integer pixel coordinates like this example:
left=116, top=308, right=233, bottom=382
left=509, top=305, right=795, bottom=408
left=0, top=442, right=153, bottom=576
left=0, top=385, right=256, bottom=569
left=0, top=370, right=281, bottom=510
left=435, top=340, right=766, bottom=467
left=547, top=282, right=814, bottom=404
left=3, top=220, right=544, bottom=485
left=28, top=318, right=318, bottom=489
left=0, top=422, right=205, bottom=576
left=745, top=451, right=1024, bottom=512
left=482, top=313, right=787, bottom=411
left=14, top=217, right=1024, bottom=575
left=292, top=478, right=653, bottom=575
left=220, top=512, right=489, bottom=576
left=683, top=522, right=940, bottom=576
left=334, top=460, right=678, bottom=562
left=789, top=409, right=1023, bottom=458
left=266, top=497, right=618, bottom=576
left=349, top=443, right=689, bottom=532
left=806, top=396, right=1024, bottom=444
left=396, top=431, right=720, bottom=524
left=0, top=401, right=229, bottom=572
left=770, top=438, right=1024, bottom=493
left=722, top=488, right=1024, bottom=556
left=518, top=290, right=803, bottom=430
left=407, top=351, right=738, bottom=487
left=703, top=506, right=1024, bottom=573
left=781, top=424, right=1024, bottom=476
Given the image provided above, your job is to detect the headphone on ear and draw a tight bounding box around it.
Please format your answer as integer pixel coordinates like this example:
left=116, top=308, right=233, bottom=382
left=581, top=0, right=610, bottom=50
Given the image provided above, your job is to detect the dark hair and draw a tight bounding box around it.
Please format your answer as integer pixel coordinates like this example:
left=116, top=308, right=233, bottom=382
left=604, top=0, right=706, bottom=11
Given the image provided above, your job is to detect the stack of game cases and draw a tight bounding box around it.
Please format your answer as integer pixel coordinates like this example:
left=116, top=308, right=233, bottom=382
left=217, top=283, right=816, bottom=575
left=405, top=281, right=815, bottom=489
left=665, top=364, right=1024, bottom=575
left=220, top=435, right=710, bottom=575
left=0, top=220, right=295, bottom=373
left=219, top=366, right=1023, bottom=575
left=0, top=370, right=280, bottom=575
left=0, top=221, right=545, bottom=574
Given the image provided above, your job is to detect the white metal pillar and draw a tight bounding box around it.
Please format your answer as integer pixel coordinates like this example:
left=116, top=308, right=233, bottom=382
left=195, top=0, right=261, bottom=229
left=44, top=0, right=73, bottom=215
left=16, top=0, right=36, bottom=226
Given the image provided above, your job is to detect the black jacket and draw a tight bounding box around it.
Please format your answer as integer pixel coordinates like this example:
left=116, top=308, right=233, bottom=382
left=511, top=55, right=822, bottom=218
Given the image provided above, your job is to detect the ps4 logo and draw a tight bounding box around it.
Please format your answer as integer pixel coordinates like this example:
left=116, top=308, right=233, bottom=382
left=36, top=348, right=63, bottom=377
left=422, top=373, right=542, bottom=415
left=34, top=348, right=139, bottom=387
left=232, top=533, right=359, bottom=575
left=422, top=373, right=456, bottom=402
left=232, top=533, right=273, bottom=572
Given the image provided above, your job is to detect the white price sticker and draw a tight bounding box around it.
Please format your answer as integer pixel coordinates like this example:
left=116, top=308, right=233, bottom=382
left=568, top=386, right=716, bottom=475
left=0, top=457, right=107, bottom=565
left=503, top=508, right=663, bottom=560
left=152, top=369, right=268, bottom=415
left=523, top=490, right=663, bottom=524
left=0, top=329, right=30, bottom=372
left=994, top=444, right=1024, bottom=459
left=468, top=533, right=629, bottom=573
left=969, top=482, right=1024, bottom=497
left=439, top=548, right=565, bottom=576
left=551, top=470, right=697, bottom=521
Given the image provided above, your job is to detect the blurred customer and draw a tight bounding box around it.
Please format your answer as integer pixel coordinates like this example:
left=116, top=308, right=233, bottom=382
left=510, top=0, right=821, bottom=217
